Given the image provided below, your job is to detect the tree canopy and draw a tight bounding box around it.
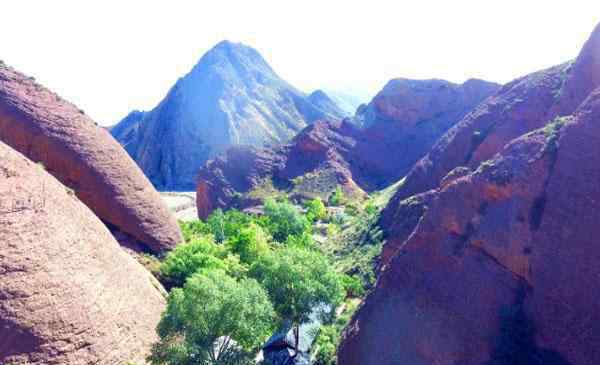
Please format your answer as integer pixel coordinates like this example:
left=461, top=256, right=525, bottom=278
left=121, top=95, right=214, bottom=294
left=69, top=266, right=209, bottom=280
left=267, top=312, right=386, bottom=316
left=149, top=270, right=275, bottom=365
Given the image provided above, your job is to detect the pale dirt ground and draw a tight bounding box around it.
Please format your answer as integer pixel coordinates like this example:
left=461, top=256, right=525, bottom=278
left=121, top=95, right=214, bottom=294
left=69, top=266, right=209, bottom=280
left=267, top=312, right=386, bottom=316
left=160, top=192, right=198, bottom=221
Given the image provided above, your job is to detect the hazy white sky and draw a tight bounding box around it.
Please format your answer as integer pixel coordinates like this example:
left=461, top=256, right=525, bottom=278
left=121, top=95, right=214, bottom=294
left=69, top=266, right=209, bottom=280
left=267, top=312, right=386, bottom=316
left=1, top=1, right=598, bottom=125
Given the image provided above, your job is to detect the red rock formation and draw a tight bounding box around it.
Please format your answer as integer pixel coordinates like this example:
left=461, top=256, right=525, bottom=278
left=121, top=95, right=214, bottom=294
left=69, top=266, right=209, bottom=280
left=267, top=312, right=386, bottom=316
left=379, top=24, right=600, bottom=265
left=0, top=141, right=165, bottom=364
left=196, top=79, right=499, bottom=218
left=0, top=65, right=182, bottom=254
left=339, top=24, right=600, bottom=363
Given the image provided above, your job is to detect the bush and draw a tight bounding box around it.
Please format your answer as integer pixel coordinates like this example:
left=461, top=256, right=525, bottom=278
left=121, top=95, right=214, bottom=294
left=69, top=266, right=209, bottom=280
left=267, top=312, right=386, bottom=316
left=313, top=325, right=339, bottom=365
left=329, top=186, right=345, bottom=206
left=179, top=220, right=211, bottom=242
left=305, top=198, right=327, bottom=222
left=341, top=274, right=365, bottom=298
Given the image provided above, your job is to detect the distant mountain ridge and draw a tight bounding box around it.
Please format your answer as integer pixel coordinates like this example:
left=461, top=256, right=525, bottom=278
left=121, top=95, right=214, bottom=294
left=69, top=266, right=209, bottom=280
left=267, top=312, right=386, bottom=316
left=195, top=77, right=499, bottom=217
left=111, top=41, right=347, bottom=190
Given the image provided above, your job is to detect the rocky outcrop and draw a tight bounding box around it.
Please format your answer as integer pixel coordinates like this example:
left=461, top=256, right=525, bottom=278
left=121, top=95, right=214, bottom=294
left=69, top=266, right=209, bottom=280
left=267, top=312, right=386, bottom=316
left=112, top=41, right=347, bottom=190
left=196, top=120, right=364, bottom=219
left=0, top=64, right=181, bottom=254
left=196, top=78, right=498, bottom=218
left=0, top=141, right=165, bottom=364
left=379, top=21, right=600, bottom=270
left=339, top=24, right=600, bottom=365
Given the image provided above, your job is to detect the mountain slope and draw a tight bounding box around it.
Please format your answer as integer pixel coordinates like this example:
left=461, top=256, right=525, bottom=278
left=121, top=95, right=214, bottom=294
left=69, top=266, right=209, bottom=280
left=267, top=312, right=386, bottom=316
left=196, top=78, right=499, bottom=218
left=339, top=22, right=600, bottom=365
left=112, top=41, right=347, bottom=189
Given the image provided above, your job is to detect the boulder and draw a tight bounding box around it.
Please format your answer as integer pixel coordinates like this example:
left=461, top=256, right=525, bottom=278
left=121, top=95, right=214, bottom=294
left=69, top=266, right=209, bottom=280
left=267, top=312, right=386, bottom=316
left=0, top=64, right=182, bottom=254
left=0, top=141, right=165, bottom=364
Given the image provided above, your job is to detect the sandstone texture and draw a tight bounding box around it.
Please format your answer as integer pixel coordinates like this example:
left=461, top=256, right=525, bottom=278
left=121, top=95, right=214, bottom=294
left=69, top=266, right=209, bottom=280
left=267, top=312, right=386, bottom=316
left=0, top=65, right=181, bottom=254
left=111, top=41, right=347, bottom=190
left=339, top=24, right=600, bottom=365
left=0, top=141, right=165, bottom=365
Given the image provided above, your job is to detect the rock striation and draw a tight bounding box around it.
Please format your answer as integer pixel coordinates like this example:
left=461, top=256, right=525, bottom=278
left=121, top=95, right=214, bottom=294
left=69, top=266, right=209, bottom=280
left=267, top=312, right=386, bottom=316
left=0, top=141, right=165, bottom=365
left=0, top=64, right=181, bottom=254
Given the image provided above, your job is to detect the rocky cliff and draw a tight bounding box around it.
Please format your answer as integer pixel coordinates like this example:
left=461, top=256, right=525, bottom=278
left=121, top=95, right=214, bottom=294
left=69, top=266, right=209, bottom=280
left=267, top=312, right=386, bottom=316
left=379, top=23, right=600, bottom=267
left=111, top=41, right=347, bottom=190
left=339, top=23, right=600, bottom=365
left=196, top=78, right=499, bottom=218
left=0, top=141, right=165, bottom=364
left=0, top=64, right=181, bottom=254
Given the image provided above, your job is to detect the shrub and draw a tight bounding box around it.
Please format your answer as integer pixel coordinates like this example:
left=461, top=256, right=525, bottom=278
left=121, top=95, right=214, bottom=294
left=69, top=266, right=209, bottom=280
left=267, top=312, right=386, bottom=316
left=305, top=197, right=327, bottom=222
left=329, top=186, right=345, bottom=206
left=341, top=274, right=366, bottom=298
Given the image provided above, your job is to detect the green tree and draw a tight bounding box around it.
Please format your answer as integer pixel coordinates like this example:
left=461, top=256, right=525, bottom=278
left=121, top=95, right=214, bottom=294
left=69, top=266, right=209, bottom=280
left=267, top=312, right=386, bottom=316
left=305, top=198, right=327, bottom=222
left=285, top=231, right=314, bottom=249
left=160, top=237, right=233, bottom=287
left=263, top=198, right=310, bottom=242
left=249, top=246, right=344, bottom=356
left=179, top=220, right=211, bottom=242
left=149, top=270, right=276, bottom=365
left=207, top=209, right=254, bottom=243
left=226, top=223, right=271, bottom=264
left=329, top=186, right=345, bottom=206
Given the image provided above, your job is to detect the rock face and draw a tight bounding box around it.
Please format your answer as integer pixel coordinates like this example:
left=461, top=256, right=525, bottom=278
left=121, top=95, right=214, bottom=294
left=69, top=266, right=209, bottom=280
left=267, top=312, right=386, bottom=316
left=111, top=41, right=347, bottom=190
left=0, top=141, right=165, bottom=365
left=0, top=65, right=181, bottom=254
left=379, top=22, right=600, bottom=267
left=196, top=78, right=499, bottom=218
left=339, top=24, right=600, bottom=365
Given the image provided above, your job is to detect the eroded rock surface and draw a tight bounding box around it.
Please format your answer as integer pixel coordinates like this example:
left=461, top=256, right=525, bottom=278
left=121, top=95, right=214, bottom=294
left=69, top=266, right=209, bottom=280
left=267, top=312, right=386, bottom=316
left=0, top=142, right=165, bottom=365
left=0, top=64, right=181, bottom=253
left=339, top=24, right=600, bottom=365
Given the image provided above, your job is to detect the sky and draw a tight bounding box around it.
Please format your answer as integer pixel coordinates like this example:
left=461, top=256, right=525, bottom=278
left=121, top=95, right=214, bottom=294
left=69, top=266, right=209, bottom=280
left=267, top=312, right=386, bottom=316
left=0, top=1, right=598, bottom=125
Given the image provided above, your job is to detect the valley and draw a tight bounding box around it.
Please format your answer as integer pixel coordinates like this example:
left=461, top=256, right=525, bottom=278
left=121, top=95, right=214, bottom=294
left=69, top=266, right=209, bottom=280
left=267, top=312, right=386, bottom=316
left=1, top=12, right=600, bottom=365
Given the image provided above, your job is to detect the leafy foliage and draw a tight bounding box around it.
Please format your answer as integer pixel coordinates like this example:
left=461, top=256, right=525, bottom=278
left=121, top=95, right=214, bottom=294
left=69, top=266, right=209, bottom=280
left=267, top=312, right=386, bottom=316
left=149, top=270, right=275, bottom=365
left=160, top=237, right=244, bottom=287
left=305, top=197, right=327, bottom=222
left=249, top=246, right=344, bottom=343
left=329, top=186, right=345, bottom=206
left=263, top=198, right=310, bottom=242
left=226, top=223, right=271, bottom=264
